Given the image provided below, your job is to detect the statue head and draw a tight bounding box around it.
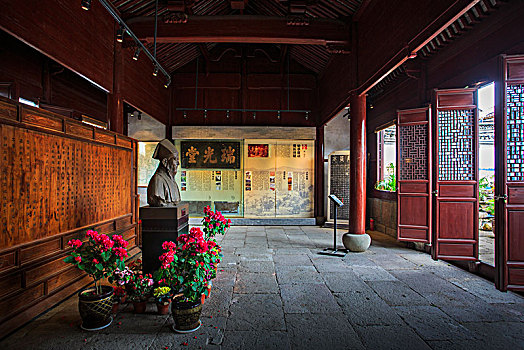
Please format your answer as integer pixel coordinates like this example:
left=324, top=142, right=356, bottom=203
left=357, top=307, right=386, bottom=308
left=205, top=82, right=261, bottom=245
left=152, top=139, right=179, bottom=177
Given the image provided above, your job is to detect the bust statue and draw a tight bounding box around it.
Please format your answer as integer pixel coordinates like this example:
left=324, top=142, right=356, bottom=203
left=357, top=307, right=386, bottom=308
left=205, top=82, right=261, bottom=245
left=147, top=139, right=181, bottom=207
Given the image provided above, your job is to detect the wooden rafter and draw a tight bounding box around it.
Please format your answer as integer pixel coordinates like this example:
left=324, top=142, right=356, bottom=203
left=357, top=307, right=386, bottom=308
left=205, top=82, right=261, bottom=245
left=127, top=15, right=350, bottom=46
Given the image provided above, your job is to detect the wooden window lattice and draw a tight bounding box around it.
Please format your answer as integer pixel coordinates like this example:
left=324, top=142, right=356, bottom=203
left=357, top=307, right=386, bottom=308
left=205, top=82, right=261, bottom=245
left=507, top=84, right=524, bottom=182
left=438, top=109, right=475, bottom=181
left=399, top=124, right=427, bottom=180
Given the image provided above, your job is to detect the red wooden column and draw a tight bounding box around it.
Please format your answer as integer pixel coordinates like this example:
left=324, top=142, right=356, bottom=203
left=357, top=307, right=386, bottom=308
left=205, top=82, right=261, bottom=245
left=348, top=92, right=367, bottom=235
left=108, top=32, right=124, bottom=134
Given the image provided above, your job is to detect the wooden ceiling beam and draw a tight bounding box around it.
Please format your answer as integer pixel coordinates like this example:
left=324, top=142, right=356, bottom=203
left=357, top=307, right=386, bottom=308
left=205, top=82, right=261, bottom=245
left=127, top=15, right=350, bottom=46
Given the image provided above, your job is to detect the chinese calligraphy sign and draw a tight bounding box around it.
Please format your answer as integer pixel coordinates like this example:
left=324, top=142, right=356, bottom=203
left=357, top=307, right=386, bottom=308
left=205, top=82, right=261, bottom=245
left=181, top=141, right=240, bottom=169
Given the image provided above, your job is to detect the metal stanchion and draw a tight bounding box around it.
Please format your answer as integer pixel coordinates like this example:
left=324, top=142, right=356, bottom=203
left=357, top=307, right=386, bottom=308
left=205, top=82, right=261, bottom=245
left=318, top=194, right=347, bottom=257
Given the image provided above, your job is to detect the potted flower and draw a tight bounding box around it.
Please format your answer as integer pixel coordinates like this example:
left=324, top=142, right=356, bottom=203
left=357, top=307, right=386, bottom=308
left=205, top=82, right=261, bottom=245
left=64, top=230, right=129, bottom=330
left=202, top=206, right=231, bottom=240
left=127, top=273, right=154, bottom=313
left=112, top=286, right=126, bottom=314
left=154, top=228, right=217, bottom=332
left=153, top=286, right=172, bottom=315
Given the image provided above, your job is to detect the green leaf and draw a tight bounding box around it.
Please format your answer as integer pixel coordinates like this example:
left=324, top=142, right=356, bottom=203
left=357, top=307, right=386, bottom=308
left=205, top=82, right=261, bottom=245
left=101, top=251, right=110, bottom=262
left=63, top=256, right=75, bottom=263
left=177, top=276, right=184, bottom=283
left=95, top=263, right=104, bottom=271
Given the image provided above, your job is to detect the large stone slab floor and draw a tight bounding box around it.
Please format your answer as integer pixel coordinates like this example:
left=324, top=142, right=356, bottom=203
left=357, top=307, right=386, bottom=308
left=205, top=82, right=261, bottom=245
left=2, top=226, right=523, bottom=349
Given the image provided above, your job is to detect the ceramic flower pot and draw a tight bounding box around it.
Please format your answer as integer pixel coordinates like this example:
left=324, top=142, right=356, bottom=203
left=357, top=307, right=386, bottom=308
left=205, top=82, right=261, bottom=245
left=78, top=285, right=114, bottom=331
left=156, top=301, right=171, bottom=315
left=172, top=300, right=202, bottom=333
left=132, top=300, right=148, bottom=313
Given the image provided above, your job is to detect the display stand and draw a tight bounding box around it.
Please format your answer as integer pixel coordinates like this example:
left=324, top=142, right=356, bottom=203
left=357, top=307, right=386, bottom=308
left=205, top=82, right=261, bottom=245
left=318, top=194, right=348, bottom=257
left=140, top=202, right=189, bottom=273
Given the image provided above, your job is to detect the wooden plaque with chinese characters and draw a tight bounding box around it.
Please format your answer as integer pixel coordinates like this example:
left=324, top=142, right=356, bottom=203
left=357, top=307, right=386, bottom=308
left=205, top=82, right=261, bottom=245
left=0, top=97, right=139, bottom=335
left=180, top=141, right=241, bottom=169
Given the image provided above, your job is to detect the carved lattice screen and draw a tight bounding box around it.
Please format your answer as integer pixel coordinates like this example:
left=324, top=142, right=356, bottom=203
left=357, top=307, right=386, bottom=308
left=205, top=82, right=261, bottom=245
left=399, top=124, right=427, bottom=180
left=437, top=109, right=475, bottom=181
left=506, top=84, right=524, bottom=182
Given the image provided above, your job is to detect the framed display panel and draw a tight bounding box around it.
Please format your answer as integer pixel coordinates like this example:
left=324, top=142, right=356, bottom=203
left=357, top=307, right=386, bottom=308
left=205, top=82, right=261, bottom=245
left=327, top=151, right=350, bottom=223
left=137, top=142, right=160, bottom=187
left=397, top=107, right=432, bottom=243
left=175, top=139, right=244, bottom=217
left=432, top=88, right=479, bottom=261
left=495, top=55, right=524, bottom=291
left=243, top=139, right=277, bottom=218
left=274, top=140, right=315, bottom=218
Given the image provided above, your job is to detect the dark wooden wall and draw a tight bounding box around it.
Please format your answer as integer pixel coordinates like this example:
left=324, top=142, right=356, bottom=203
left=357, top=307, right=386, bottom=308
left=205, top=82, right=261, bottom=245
left=172, top=46, right=317, bottom=127
left=366, top=2, right=524, bottom=199
left=0, top=0, right=169, bottom=127
left=0, top=0, right=115, bottom=91
left=0, top=97, right=139, bottom=336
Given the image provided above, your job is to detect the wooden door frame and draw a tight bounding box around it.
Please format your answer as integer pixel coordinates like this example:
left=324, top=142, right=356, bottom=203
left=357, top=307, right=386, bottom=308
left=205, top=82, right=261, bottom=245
left=432, top=88, right=479, bottom=261
left=396, top=106, right=432, bottom=244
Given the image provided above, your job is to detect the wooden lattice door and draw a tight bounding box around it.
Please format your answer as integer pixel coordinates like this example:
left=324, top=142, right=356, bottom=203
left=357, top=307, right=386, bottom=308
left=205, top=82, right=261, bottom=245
left=495, top=55, right=524, bottom=291
left=432, top=88, right=479, bottom=261
left=397, top=107, right=432, bottom=243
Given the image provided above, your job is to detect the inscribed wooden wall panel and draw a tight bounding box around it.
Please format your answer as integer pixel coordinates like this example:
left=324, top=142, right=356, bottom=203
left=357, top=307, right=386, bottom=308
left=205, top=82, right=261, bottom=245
left=0, top=123, right=133, bottom=249
left=0, top=96, right=138, bottom=335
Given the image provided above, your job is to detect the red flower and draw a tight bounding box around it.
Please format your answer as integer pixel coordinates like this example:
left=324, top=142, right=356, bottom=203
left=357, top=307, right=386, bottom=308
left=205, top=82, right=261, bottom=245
left=75, top=256, right=82, bottom=263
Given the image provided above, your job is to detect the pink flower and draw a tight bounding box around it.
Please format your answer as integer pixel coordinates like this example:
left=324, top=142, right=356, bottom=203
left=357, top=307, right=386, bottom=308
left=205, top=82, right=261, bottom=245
left=92, top=258, right=99, bottom=264
left=75, top=256, right=82, bottom=263
left=67, top=239, right=82, bottom=248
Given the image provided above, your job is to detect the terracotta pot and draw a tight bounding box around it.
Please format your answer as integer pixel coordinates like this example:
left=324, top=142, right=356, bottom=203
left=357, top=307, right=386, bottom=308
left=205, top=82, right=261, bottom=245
left=78, top=285, right=114, bottom=331
left=132, top=301, right=147, bottom=314
left=172, top=300, right=202, bottom=333
left=112, top=302, right=120, bottom=314
left=156, top=300, right=171, bottom=315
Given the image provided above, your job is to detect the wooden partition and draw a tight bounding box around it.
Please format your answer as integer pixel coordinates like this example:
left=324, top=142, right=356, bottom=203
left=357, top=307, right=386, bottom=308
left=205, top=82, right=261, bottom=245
left=0, top=97, right=138, bottom=336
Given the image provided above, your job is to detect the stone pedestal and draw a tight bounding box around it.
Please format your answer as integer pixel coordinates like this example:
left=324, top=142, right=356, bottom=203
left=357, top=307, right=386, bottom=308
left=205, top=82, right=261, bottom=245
left=139, top=203, right=189, bottom=274
left=342, top=233, right=371, bottom=252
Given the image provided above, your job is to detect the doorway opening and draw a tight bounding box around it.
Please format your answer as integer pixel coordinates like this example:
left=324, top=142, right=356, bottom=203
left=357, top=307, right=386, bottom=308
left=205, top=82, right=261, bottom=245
left=477, top=82, right=495, bottom=266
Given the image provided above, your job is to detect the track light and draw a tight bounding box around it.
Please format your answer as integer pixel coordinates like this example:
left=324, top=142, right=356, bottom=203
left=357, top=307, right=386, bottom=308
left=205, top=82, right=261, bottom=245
left=253, top=111, right=256, bottom=120
left=133, top=47, right=141, bottom=61
left=305, top=111, right=309, bottom=121
left=164, top=79, right=171, bottom=88
left=204, top=110, right=207, bottom=119
left=226, top=110, right=230, bottom=119
left=153, top=66, right=159, bottom=76
left=116, top=26, right=125, bottom=43
left=277, top=110, right=281, bottom=120
left=183, top=111, right=187, bottom=119
left=137, top=111, right=142, bottom=120
left=81, top=0, right=91, bottom=11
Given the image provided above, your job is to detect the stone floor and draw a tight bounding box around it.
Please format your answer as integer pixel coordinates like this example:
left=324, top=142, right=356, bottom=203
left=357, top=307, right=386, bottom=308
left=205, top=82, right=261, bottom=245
left=478, top=229, right=495, bottom=266
left=2, top=226, right=524, bottom=350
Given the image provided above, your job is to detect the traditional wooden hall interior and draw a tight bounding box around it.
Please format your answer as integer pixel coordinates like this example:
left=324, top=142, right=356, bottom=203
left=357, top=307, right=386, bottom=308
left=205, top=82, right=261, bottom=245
left=1, top=0, right=524, bottom=345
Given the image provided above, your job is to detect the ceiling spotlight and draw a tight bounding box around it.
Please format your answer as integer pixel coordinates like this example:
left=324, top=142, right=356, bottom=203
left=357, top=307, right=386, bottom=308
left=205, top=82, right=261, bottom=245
left=133, top=47, right=141, bottom=61
left=153, top=66, right=159, bottom=76
left=253, top=111, right=256, bottom=120
left=305, top=111, right=309, bottom=121
left=204, top=110, right=208, bottom=119
left=164, top=79, right=171, bottom=88
left=137, top=111, right=142, bottom=120
left=183, top=111, right=187, bottom=119
left=226, top=110, right=230, bottom=119
left=277, top=110, right=281, bottom=120
left=81, top=0, right=92, bottom=11
left=116, top=26, right=125, bottom=43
